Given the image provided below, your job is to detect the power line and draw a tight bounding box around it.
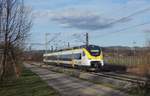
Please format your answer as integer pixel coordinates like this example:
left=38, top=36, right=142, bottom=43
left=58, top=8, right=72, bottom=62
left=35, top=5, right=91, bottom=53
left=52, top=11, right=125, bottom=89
left=96, top=6, right=150, bottom=38
left=100, top=21, right=150, bottom=37
left=45, top=32, right=61, bottom=53
left=31, top=43, right=45, bottom=46
left=108, top=7, right=150, bottom=26
left=47, top=33, right=61, bottom=44
left=86, top=32, right=89, bottom=46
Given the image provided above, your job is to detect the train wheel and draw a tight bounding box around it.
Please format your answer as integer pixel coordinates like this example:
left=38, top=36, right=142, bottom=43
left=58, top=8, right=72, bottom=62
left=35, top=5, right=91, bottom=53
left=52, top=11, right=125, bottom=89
left=95, top=63, right=102, bottom=72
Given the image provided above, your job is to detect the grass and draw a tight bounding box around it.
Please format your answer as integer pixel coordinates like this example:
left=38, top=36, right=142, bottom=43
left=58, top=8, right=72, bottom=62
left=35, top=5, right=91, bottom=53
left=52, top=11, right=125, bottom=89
left=0, top=68, right=60, bottom=96
left=105, top=56, right=150, bottom=66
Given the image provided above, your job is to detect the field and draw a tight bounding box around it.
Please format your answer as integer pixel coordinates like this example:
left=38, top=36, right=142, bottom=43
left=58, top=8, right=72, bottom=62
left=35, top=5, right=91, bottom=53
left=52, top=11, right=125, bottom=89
left=104, top=49, right=150, bottom=76
left=105, top=56, right=150, bottom=66
left=0, top=67, right=59, bottom=96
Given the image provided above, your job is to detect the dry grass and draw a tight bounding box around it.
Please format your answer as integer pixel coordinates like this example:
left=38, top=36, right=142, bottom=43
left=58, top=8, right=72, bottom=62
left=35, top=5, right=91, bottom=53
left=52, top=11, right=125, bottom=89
left=104, top=48, right=150, bottom=76
left=127, top=64, right=150, bottom=76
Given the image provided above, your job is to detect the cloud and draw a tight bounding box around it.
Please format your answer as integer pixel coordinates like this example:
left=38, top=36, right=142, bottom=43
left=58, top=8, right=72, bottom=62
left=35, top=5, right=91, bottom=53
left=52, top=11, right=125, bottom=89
left=144, top=29, right=150, bottom=33
left=52, top=12, right=112, bottom=30
left=33, top=9, right=132, bottom=31
left=51, top=9, right=133, bottom=30
left=32, top=10, right=52, bottom=19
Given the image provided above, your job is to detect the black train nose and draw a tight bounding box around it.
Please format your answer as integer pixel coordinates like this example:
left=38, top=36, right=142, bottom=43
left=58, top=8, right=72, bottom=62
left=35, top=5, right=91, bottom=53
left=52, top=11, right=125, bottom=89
left=90, top=61, right=101, bottom=68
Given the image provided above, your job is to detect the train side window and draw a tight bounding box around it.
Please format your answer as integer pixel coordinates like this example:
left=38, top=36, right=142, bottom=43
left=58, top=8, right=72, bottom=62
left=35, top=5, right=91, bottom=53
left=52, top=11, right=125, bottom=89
left=79, top=54, right=81, bottom=59
left=72, top=53, right=81, bottom=60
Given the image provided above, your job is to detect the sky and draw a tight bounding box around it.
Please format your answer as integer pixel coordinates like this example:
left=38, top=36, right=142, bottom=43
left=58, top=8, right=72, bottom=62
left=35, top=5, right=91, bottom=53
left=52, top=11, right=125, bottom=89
left=25, top=0, right=150, bottom=49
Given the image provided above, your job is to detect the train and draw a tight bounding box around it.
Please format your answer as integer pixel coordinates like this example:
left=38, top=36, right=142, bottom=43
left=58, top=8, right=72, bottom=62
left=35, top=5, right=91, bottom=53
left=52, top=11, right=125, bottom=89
left=43, top=45, right=104, bottom=70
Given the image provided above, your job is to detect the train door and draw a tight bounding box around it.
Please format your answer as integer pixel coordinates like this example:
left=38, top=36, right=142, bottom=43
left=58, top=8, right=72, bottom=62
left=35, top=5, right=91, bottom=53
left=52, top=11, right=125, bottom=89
left=81, top=51, right=86, bottom=65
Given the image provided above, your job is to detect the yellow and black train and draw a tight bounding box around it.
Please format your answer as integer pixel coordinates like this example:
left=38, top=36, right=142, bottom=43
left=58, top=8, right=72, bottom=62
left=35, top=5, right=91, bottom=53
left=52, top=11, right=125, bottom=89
left=43, top=45, right=104, bottom=69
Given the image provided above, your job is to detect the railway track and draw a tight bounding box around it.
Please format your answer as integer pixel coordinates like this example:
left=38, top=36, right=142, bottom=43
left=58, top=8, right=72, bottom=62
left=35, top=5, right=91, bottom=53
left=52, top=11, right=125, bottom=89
left=91, top=72, right=147, bottom=84
left=25, top=63, right=129, bottom=96
left=29, top=62, right=147, bottom=85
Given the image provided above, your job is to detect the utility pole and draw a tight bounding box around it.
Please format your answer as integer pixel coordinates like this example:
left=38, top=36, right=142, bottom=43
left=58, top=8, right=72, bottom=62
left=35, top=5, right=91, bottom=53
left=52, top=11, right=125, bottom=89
left=86, top=32, right=89, bottom=46
left=133, top=41, right=136, bottom=65
left=45, top=33, right=48, bottom=54
left=68, top=42, right=70, bottom=48
left=51, top=46, right=53, bottom=52
left=29, top=45, right=32, bottom=51
left=45, top=32, right=61, bottom=53
left=72, top=32, right=89, bottom=46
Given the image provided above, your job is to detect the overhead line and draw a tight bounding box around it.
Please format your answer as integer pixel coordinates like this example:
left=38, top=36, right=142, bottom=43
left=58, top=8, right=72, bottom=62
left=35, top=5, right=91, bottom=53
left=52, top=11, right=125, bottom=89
left=97, top=7, right=150, bottom=38
left=47, top=32, right=61, bottom=44
left=100, top=21, right=150, bottom=37
left=108, top=7, right=150, bottom=25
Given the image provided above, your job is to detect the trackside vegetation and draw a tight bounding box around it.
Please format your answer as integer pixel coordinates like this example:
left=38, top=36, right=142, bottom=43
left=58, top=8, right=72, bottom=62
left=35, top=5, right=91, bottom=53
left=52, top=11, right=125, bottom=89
left=0, top=68, right=60, bottom=96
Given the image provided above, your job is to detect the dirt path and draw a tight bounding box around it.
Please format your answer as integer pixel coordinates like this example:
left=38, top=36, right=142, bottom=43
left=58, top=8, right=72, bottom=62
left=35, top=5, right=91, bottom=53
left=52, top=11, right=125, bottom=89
left=24, top=63, right=128, bottom=96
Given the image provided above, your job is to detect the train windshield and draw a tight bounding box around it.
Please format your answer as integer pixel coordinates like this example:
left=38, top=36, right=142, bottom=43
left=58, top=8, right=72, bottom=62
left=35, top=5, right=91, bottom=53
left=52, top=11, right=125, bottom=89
left=86, top=45, right=101, bottom=56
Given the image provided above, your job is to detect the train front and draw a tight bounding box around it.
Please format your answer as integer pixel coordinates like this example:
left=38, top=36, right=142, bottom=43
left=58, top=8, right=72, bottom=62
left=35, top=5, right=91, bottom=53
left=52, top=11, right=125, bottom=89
left=82, top=45, right=104, bottom=68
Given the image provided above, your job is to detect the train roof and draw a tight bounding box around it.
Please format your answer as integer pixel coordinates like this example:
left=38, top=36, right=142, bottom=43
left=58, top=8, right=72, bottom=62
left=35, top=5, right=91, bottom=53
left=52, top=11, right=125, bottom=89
left=49, top=45, right=101, bottom=53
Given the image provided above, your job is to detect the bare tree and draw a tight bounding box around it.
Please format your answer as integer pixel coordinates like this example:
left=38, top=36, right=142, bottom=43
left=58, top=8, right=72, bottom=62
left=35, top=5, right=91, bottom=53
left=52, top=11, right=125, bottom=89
left=0, top=0, right=32, bottom=81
